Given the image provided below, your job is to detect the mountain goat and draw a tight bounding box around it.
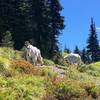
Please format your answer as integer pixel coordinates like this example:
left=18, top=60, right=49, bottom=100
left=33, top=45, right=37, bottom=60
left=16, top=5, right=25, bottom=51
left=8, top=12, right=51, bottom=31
left=25, top=41, right=43, bottom=66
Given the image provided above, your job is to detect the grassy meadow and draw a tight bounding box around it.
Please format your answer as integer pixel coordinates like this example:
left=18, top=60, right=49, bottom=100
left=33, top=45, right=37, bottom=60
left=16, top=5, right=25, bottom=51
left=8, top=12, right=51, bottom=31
left=0, top=47, right=100, bottom=100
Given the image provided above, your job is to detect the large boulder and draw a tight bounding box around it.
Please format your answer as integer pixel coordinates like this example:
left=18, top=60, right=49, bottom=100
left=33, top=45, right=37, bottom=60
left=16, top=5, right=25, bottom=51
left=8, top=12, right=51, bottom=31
left=64, top=53, right=83, bottom=65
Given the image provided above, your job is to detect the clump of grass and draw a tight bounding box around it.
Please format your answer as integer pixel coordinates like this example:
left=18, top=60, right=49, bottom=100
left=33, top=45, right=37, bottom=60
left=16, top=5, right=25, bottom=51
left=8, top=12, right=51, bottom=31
left=53, top=52, right=68, bottom=66
left=0, top=57, right=11, bottom=77
left=81, top=80, right=96, bottom=95
left=0, top=57, right=10, bottom=69
left=44, top=76, right=100, bottom=100
left=0, top=47, right=23, bottom=60
left=78, top=62, right=100, bottom=77
left=41, top=67, right=58, bottom=77
left=44, top=79, right=87, bottom=99
left=0, top=75, right=45, bottom=100
left=43, top=59, right=55, bottom=66
left=91, top=86, right=100, bottom=99
left=65, top=65, right=93, bottom=81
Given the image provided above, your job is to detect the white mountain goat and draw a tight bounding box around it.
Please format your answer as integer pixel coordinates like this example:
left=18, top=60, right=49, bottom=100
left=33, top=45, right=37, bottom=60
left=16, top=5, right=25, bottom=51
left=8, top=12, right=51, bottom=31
left=25, top=41, right=43, bottom=66
left=64, top=53, right=83, bottom=65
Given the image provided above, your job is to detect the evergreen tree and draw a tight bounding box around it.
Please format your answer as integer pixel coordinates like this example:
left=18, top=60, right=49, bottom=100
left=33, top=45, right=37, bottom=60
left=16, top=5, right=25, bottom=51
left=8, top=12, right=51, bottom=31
left=0, top=0, right=64, bottom=59
left=81, top=48, right=90, bottom=63
left=74, top=46, right=81, bottom=55
left=0, top=0, right=15, bottom=42
left=87, top=18, right=100, bottom=62
left=28, top=0, right=51, bottom=57
left=27, top=0, right=64, bottom=58
left=12, top=0, right=32, bottom=50
left=64, top=45, right=71, bottom=53
left=47, top=0, right=64, bottom=58
left=1, top=31, right=14, bottom=47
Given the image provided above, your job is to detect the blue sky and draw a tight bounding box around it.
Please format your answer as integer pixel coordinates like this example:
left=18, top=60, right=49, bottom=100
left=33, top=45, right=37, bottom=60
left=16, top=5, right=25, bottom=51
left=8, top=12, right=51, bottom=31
left=59, top=0, right=100, bottom=51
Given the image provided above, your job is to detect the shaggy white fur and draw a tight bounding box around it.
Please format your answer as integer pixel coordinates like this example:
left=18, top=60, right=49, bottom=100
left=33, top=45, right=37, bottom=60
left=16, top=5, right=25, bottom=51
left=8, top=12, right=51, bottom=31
left=25, top=44, right=43, bottom=66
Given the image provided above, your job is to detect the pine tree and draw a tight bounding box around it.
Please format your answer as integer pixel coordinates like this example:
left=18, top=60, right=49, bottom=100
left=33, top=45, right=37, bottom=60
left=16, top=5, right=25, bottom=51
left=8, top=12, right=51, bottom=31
left=81, top=48, right=90, bottom=63
left=25, top=0, right=51, bottom=57
left=64, top=45, right=71, bottom=53
left=27, top=0, right=64, bottom=58
left=12, top=0, right=32, bottom=50
left=74, top=46, right=81, bottom=55
left=46, top=0, right=65, bottom=58
left=1, top=31, right=14, bottom=47
left=0, top=0, right=15, bottom=42
left=0, top=0, right=64, bottom=59
left=87, top=18, right=100, bottom=62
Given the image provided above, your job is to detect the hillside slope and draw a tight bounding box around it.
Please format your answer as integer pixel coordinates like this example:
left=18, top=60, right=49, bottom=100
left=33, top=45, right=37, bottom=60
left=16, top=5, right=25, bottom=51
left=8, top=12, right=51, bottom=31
left=0, top=47, right=100, bottom=100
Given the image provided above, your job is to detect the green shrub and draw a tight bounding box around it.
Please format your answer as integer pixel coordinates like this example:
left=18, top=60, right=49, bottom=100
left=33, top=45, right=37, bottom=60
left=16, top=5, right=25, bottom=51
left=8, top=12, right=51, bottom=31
left=62, top=52, right=68, bottom=58
left=81, top=80, right=96, bottom=94
left=41, top=67, right=58, bottom=77
left=45, top=79, right=87, bottom=99
left=0, top=57, right=10, bottom=69
left=85, top=63, right=100, bottom=76
left=78, top=64, right=90, bottom=72
left=0, top=75, right=45, bottom=100
left=45, top=77, right=100, bottom=100
left=65, top=66, right=93, bottom=81
left=43, top=59, right=55, bottom=66
left=0, top=47, right=23, bottom=60
left=78, top=62, right=100, bottom=77
left=1, top=31, right=14, bottom=47
left=56, top=81, right=86, bottom=98
left=91, top=86, right=100, bottom=98
left=10, top=60, right=43, bottom=75
left=0, top=57, right=11, bottom=77
left=52, top=52, right=68, bottom=66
